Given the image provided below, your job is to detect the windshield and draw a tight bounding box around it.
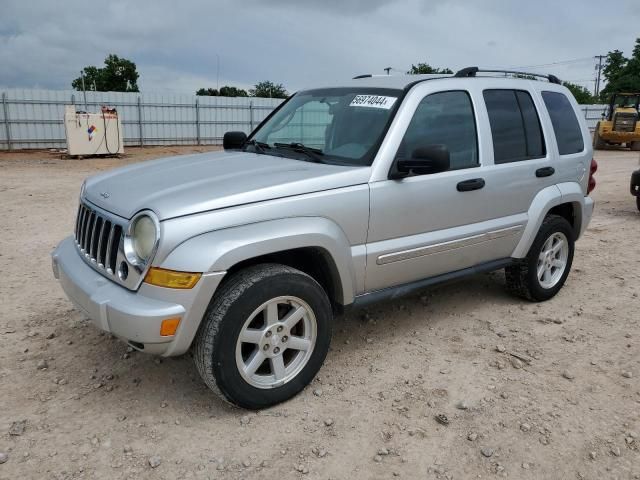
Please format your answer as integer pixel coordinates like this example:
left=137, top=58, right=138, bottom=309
left=250, top=87, right=403, bottom=166
left=613, top=95, right=639, bottom=109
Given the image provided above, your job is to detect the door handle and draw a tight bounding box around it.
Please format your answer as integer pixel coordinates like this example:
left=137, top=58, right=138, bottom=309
left=457, top=178, right=485, bottom=192
left=536, top=166, right=555, bottom=178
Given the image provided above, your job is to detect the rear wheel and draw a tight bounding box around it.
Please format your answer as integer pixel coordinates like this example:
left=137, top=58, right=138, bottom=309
left=630, top=141, right=640, bottom=151
left=505, top=215, right=574, bottom=302
left=193, top=264, right=332, bottom=409
left=593, top=123, right=606, bottom=150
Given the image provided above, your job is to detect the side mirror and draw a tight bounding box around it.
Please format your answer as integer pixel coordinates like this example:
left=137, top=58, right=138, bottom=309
left=223, top=131, right=247, bottom=150
left=391, top=144, right=450, bottom=179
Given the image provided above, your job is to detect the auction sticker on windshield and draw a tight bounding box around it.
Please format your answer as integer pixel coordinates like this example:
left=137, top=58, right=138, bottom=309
left=350, top=95, right=397, bottom=109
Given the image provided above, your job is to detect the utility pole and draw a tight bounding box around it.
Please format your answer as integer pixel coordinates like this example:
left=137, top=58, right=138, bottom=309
left=216, top=54, right=220, bottom=90
left=384, top=67, right=392, bottom=75
left=80, top=70, right=88, bottom=112
left=594, top=55, right=605, bottom=98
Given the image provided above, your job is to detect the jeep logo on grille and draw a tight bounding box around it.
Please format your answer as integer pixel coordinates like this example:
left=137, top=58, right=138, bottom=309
left=100, top=192, right=111, bottom=199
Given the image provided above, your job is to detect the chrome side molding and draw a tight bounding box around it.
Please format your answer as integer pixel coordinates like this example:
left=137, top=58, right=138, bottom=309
left=377, top=225, right=523, bottom=265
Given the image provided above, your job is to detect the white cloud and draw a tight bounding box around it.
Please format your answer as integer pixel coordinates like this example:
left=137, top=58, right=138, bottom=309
left=1, top=0, right=638, bottom=93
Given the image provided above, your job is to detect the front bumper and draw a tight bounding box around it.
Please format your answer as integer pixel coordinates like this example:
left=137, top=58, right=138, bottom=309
left=631, top=169, right=640, bottom=197
left=52, top=236, right=225, bottom=356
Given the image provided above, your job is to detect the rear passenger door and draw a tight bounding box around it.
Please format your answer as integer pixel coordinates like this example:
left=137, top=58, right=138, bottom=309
left=477, top=88, right=557, bottom=242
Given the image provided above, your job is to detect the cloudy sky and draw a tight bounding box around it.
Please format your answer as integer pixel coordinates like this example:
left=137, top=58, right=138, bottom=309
left=1, top=0, right=638, bottom=94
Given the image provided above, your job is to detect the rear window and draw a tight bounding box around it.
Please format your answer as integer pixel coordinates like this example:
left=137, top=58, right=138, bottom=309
left=483, top=90, right=545, bottom=164
left=541, top=91, right=584, bottom=155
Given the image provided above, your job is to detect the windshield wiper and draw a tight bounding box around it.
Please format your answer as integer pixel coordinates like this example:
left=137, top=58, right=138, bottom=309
left=244, top=139, right=270, bottom=154
left=273, top=142, right=325, bottom=163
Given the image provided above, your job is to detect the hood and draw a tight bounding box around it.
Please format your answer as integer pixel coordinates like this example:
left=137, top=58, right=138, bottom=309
left=83, top=151, right=370, bottom=220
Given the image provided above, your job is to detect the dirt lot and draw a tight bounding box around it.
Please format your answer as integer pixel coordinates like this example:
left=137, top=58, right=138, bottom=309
left=0, top=146, right=639, bottom=480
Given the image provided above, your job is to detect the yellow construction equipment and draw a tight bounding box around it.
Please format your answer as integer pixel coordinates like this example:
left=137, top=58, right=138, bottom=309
left=593, top=93, right=640, bottom=150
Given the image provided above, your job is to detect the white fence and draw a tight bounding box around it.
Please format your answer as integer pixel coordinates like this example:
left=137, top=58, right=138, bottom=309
left=0, top=89, right=284, bottom=150
left=581, top=104, right=606, bottom=131
left=0, top=88, right=605, bottom=150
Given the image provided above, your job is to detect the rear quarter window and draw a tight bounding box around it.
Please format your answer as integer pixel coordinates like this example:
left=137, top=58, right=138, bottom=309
left=541, top=91, right=584, bottom=155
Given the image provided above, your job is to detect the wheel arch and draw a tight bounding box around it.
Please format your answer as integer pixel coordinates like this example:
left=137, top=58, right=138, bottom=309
left=159, top=217, right=358, bottom=306
left=512, top=183, right=587, bottom=258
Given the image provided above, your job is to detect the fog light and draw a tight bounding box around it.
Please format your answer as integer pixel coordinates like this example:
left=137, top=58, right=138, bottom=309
left=144, top=267, right=201, bottom=289
left=160, top=317, right=181, bottom=337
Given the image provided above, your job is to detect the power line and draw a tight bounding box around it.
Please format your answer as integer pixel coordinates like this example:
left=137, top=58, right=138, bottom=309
left=507, top=56, right=594, bottom=70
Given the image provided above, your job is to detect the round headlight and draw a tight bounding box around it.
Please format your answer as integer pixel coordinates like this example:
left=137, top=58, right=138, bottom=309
left=131, top=214, right=158, bottom=261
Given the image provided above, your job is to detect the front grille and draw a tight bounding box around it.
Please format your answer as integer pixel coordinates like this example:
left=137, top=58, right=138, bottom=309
left=613, top=112, right=638, bottom=132
left=74, top=203, right=123, bottom=275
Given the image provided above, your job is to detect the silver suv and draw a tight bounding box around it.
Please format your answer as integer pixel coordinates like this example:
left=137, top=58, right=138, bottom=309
left=52, top=67, right=596, bottom=408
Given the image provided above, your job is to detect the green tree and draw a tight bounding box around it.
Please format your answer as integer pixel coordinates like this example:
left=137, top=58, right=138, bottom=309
left=72, top=54, right=139, bottom=92
left=249, top=81, right=288, bottom=98
left=196, top=88, right=219, bottom=96
left=562, top=81, right=594, bottom=104
left=602, top=50, right=626, bottom=84
left=219, top=86, right=248, bottom=97
left=407, top=63, right=453, bottom=75
left=196, top=86, right=249, bottom=97
left=599, top=39, right=640, bottom=101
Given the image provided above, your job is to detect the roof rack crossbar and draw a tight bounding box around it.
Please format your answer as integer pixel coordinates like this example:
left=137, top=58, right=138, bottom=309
left=454, top=66, right=561, bottom=84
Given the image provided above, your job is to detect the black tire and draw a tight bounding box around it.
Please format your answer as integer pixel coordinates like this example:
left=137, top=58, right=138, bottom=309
left=636, top=196, right=640, bottom=212
left=593, top=124, right=606, bottom=150
left=193, top=263, right=332, bottom=409
left=630, top=141, right=640, bottom=151
left=505, top=215, right=575, bottom=302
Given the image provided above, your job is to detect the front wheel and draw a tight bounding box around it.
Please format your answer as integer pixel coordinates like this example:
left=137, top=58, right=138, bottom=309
left=505, top=215, right=575, bottom=301
left=193, top=264, right=332, bottom=409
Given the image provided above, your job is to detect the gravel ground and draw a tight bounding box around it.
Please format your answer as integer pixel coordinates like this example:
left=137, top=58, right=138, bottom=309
left=0, top=146, right=639, bottom=480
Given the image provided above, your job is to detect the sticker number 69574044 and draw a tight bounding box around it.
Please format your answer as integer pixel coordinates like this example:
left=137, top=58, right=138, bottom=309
left=349, top=95, right=397, bottom=109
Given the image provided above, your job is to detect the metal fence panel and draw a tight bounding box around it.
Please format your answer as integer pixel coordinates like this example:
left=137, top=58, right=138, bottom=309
left=0, top=88, right=283, bottom=150
left=0, top=87, right=606, bottom=151
left=580, top=104, right=605, bottom=131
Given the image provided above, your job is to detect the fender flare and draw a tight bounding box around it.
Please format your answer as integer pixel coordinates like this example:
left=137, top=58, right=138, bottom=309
left=160, top=217, right=358, bottom=305
left=512, top=183, right=586, bottom=258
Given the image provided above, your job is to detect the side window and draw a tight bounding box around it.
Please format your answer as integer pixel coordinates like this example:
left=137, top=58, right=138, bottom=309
left=483, top=90, right=545, bottom=164
left=397, top=91, right=478, bottom=171
left=541, top=91, right=584, bottom=155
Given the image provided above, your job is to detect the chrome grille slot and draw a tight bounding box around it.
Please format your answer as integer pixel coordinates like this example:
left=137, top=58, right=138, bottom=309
left=96, top=220, right=110, bottom=267
left=78, top=206, right=89, bottom=251
left=74, top=203, right=123, bottom=276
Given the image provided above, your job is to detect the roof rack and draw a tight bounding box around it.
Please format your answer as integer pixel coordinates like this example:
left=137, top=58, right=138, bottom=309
left=352, top=74, right=373, bottom=79
left=454, top=66, right=561, bottom=85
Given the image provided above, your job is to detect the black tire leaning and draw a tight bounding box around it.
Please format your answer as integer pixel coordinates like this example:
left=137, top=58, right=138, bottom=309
left=505, top=215, right=575, bottom=302
left=630, top=141, right=640, bottom=151
left=193, top=263, right=332, bottom=409
left=593, top=123, right=606, bottom=150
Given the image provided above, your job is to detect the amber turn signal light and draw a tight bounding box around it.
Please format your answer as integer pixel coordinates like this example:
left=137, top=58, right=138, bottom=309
left=144, top=267, right=201, bottom=289
left=160, top=317, right=181, bottom=337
